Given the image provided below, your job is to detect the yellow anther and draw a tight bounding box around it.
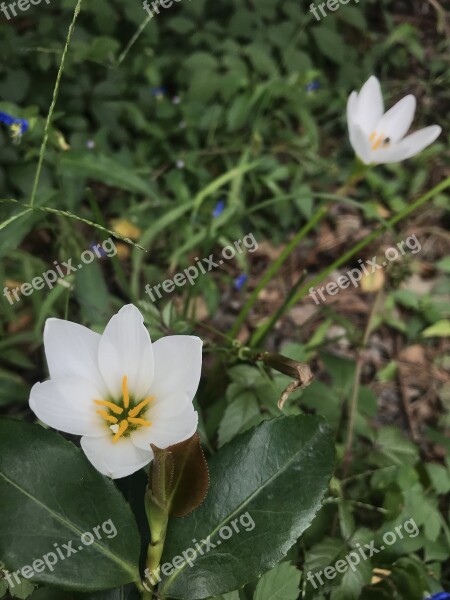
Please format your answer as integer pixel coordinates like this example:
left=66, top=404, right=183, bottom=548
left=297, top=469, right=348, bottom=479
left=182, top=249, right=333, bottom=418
left=370, top=131, right=385, bottom=151
left=93, top=400, right=124, bottom=415
left=122, top=375, right=130, bottom=409
left=128, top=417, right=152, bottom=427
left=113, top=419, right=129, bottom=443
left=128, top=396, right=154, bottom=418
left=96, top=410, right=118, bottom=424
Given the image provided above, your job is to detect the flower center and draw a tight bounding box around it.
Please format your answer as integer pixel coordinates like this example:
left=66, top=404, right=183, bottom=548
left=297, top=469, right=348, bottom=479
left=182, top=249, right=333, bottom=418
left=369, top=131, right=390, bottom=151
left=94, top=375, right=154, bottom=443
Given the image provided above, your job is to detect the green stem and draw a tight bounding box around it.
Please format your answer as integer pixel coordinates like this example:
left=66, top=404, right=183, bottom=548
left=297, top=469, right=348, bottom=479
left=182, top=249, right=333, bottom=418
left=117, top=14, right=153, bottom=67
left=144, top=511, right=169, bottom=596
left=29, top=0, right=84, bottom=208
left=342, top=285, right=384, bottom=477
left=250, top=175, right=450, bottom=347
left=228, top=204, right=328, bottom=339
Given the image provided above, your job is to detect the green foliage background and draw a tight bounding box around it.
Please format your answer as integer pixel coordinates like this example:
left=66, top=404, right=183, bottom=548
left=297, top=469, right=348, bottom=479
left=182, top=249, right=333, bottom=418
left=0, top=0, right=449, bottom=599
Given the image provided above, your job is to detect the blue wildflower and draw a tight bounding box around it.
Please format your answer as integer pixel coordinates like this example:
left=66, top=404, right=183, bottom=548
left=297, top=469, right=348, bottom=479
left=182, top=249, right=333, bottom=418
left=90, top=242, right=107, bottom=258
left=305, top=80, right=321, bottom=93
left=151, top=86, right=168, bottom=99
left=0, top=111, right=29, bottom=143
left=234, top=274, right=248, bottom=291
left=212, top=199, right=226, bottom=218
left=426, top=593, right=450, bottom=600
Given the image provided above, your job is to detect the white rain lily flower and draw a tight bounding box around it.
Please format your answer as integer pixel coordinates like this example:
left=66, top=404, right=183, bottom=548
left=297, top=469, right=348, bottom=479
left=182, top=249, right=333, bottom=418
left=29, top=304, right=202, bottom=479
left=347, top=75, right=442, bottom=165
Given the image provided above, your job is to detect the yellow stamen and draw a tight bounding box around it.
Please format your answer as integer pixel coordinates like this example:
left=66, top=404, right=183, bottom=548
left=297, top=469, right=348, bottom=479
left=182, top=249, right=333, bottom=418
left=128, top=417, right=152, bottom=427
left=96, top=410, right=118, bottom=424
left=128, top=395, right=154, bottom=418
left=113, top=419, right=129, bottom=443
left=370, top=132, right=385, bottom=151
left=94, top=400, right=124, bottom=415
left=122, top=375, right=130, bottom=409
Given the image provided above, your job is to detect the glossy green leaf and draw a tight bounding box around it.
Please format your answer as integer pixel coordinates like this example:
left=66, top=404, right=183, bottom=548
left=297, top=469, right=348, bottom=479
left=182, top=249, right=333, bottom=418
left=254, top=562, right=301, bottom=600
left=160, top=415, right=335, bottom=599
left=0, top=420, right=141, bottom=591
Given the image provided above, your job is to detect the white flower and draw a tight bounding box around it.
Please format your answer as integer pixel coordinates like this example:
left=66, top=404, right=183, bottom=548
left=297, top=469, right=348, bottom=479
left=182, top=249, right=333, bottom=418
left=29, top=305, right=202, bottom=479
left=347, top=75, right=442, bottom=165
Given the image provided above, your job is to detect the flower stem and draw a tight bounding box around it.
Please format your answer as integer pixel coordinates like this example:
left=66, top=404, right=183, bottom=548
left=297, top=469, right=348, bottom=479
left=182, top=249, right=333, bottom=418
left=144, top=511, right=169, bottom=596
left=29, top=0, right=84, bottom=208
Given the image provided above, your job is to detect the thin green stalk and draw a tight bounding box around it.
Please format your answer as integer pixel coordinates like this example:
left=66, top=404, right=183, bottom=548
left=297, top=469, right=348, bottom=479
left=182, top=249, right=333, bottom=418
left=343, top=286, right=384, bottom=477
left=117, top=13, right=153, bottom=66
left=29, top=0, right=84, bottom=208
left=228, top=204, right=328, bottom=338
left=250, top=175, right=450, bottom=347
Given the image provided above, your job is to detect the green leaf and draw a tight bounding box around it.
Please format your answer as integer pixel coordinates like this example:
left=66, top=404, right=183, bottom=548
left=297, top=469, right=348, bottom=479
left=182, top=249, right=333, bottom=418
left=374, top=427, right=418, bottom=467
left=422, top=320, right=450, bottom=338
left=160, top=415, right=335, bottom=599
left=74, top=258, right=111, bottom=327
left=338, top=6, right=367, bottom=31
left=254, top=562, right=301, bottom=600
left=0, top=420, right=141, bottom=591
left=168, top=17, right=196, bottom=34
left=59, top=152, right=157, bottom=197
left=426, top=463, right=450, bottom=495
left=311, top=26, right=346, bottom=64
left=436, top=256, right=450, bottom=273
left=217, top=393, right=262, bottom=447
left=0, top=371, right=29, bottom=407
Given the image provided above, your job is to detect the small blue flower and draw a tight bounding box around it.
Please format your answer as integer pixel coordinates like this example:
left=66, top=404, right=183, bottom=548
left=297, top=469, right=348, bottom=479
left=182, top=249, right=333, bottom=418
left=176, top=159, right=185, bottom=169
left=0, top=111, right=29, bottom=143
left=212, top=199, right=226, bottom=218
left=234, top=274, right=248, bottom=291
left=426, top=593, right=450, bottom=600
left=305, top=80, right=321, bottom=93
left=90, top=242, right=107, bottom=258
left=151, top=86, right=168, bottom=99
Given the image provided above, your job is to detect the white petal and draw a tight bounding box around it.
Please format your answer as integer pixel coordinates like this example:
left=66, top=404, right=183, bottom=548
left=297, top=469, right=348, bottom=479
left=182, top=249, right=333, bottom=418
left=98, top=305, right=154, bottom=400
left=132, top=403, right=198, bottom=451
left=373, top=125, right=442, bottom=164
left=349, top=123, right=372, bottom=165
left=44, top=319, right=106, bottom=395
left=81, top=435, right=153, bottom=479
left=375, top=95, right=416, bottom=142
left=149, top=393, right=190, bottom=420
left=29, top=377, right=107, bottom=437
left=346, top=91, right=358, bottom=130
left=150, top=335, right=202, bottom=400
left=355, top=76, right=384, bottom=134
